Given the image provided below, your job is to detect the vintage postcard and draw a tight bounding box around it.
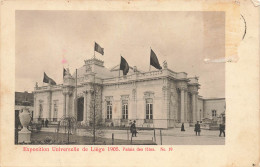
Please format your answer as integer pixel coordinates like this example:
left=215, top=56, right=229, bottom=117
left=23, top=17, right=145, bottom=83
left=0, top=0, right=259, bottom=167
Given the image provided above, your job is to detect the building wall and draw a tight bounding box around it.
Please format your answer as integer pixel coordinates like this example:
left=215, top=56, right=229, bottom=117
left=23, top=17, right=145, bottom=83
left=34, top=90, right=64, bottom=121
left=197, top=98, right=204, bottom=121
left=203, top=98, right=225, bottom=119
left=168, top=80, right=178, bottom=127
left=51, top=90, right=64, bottom=119
left=33, top=84, right=225, bottom=128
left=102, top=79, right=167, bottom=128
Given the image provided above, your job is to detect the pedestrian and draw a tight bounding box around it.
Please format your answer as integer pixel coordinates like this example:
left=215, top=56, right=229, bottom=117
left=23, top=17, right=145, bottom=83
left=181, top=123, right=185, bottom=131
left=130, top=120, right=137, bottom=137
left=219, top=123, right=225, bottom=137
left=45, top=119, right=49, bottom=128
left=41, top=119, right=44, bottom=127
left=194, top=121, right=201, bottom=136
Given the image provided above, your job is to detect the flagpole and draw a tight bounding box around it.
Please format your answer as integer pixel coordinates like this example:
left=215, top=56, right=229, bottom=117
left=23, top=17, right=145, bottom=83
left=94, top=42, right=96, bottom=59
left=149, top=47, right=151, bottom=71
left=75, top=69, right=77, bottom=119
left=93, top=73, right=96, bottom=143
left=118, top=55, right=121, bottom=78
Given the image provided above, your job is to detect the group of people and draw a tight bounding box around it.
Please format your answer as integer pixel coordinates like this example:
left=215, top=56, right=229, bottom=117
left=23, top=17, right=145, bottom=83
left=181, top=121, right=225, bottom=137
left=41, top=119, right=49, bottom=128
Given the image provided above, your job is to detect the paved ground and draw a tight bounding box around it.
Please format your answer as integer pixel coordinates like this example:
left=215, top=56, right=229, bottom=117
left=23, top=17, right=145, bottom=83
left=99, top=127, right=225, bottom=145
left=40, top=126, right=225, bottom=145
left=29, top=131, right=155, bottom=145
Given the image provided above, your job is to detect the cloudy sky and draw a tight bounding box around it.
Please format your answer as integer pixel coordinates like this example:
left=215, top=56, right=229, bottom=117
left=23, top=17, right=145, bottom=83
left=15, top=11, right=225, bottom=98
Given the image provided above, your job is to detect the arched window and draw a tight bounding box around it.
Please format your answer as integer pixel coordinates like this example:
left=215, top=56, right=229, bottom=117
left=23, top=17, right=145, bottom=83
left=212, top=110, right=217, bottom=117
left=122, top=100, right=128, bottom=119
left=53, top=100, right=58, bottom=122
left=146, top=98, right=153, bottom=119
left=106, top=101, right=112, bottom=119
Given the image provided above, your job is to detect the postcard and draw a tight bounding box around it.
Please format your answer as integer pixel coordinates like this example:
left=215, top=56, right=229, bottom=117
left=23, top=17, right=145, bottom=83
left=0, top=0, right=259, bottom=166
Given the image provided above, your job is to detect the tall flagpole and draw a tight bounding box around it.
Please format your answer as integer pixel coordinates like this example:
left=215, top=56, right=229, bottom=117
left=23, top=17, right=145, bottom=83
left=118, top=55, right=121, bottom=87
left=118, top=55, right=121, bottom=78
left=149, top=47, right=151, bottom=71
left=93, top=73, right=96, bottom=143
left=74, top=69, right=77, bottom=119
left=94, top=42, right=96, bottom=59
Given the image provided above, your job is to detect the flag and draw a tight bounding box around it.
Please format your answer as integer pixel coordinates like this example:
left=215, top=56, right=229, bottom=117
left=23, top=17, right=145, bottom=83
left=63, top=68, right=67, bottom=78
left=43, top=72, right=56, bottom=85
left=150, top=49, right=162, bottom=70
left=120, top=56, right=129, bottom=75
left=94, top=42, right=104, bottom=55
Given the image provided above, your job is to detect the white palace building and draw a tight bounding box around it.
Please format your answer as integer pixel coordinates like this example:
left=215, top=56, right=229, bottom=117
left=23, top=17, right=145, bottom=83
left=33, top=58, right=225, bottom=128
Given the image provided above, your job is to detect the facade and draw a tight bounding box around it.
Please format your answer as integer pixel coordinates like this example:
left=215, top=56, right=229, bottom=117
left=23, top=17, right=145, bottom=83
left=33, top=58, right=225, bottom=128
left=201, top=97, right=226, bottom=124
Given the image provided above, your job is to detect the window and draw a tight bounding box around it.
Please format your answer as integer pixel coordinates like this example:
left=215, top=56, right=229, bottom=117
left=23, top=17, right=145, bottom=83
left=53, top=100, right=58, bottom=122
left=146, top=99, right=153, bottom=119
left=212, top=110, right=217, bottom=117
left=106, top=101, right=112, bottom=119
left=122, top=100, right=128, bottom=119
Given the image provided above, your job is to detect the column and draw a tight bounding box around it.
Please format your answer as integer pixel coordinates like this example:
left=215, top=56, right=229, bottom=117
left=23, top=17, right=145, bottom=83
left=33, top=96, right=37, bottom=120
left=66, top=94, right=70, bottom=117
left=48, top=92, right=52, bottom=120
left=184, top=90, right=188, bottom=122
left=192, top=93, right=197, bottom=123
left=83, top=92, right=88, bottom=122
left=180, top=88, right=185, bottom=123
left=63, top=93, right=66, bottom=117
left=86, top=90, right=93, bottom=124
left=131, top=89, right=137, bottom=120
left=196, top=95, right=199, bottom=121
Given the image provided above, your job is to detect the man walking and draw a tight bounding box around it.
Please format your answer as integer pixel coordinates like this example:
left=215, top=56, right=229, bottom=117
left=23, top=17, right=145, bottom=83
left=219, top=123, right=225, bottom=137
left=194, top=121, right=201, bottom=136
left=41, top=119, right=44, bottom=127
left=45, top=119, right=49, bottom=128
left=181, top=123, right=185, bottom=131
left=130, top=120, right=137, bottom=137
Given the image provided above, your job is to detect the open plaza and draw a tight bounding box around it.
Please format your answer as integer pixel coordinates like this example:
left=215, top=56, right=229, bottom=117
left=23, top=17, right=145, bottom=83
left=27, top=125, right=225, bottom=145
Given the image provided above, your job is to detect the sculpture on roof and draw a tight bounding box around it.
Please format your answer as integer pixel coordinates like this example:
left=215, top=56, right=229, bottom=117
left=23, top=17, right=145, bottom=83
left=85, top=64, right=92, bottom=73
left=163, top=60, right=168, bottom=69
left=65, top=68, right=72, bottom=77
left=133, top=66, right=138, bottom=72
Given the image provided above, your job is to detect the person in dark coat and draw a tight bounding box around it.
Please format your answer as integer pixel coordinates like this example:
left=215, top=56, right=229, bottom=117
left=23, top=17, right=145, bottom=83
left=194, top=121, right=201, bottom=136
left=41, top=119, right=44, bottom=127
left=45, top=119, right=49, bottom=128
left=219, top=123, right=225, bottom=137
left=130, top=120, right=137, bottom=137
left=181, top=123, right=185, bottom=131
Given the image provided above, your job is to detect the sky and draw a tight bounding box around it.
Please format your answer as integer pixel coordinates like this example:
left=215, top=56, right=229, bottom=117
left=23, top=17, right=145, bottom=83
left=15, top=11, right=225, bottom=98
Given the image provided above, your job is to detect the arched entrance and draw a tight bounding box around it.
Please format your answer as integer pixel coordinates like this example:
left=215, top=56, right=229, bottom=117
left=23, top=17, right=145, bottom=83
left=77, top=97, right=84, bottom=121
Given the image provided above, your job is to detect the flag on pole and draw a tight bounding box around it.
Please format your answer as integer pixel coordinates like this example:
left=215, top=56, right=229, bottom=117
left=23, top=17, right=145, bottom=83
left=43, top=72, right=56, bottom=85
left=150, top=49, right=162, bottom=70
left=120, top=56, right=129, bottom=75
left=94, top=42, right=104, bottom=55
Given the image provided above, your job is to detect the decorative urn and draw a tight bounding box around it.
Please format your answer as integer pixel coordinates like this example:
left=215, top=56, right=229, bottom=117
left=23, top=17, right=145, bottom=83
left=18, top=107, right=32, bottom=143
left=19, top=107, right=31, bottom=132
